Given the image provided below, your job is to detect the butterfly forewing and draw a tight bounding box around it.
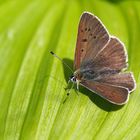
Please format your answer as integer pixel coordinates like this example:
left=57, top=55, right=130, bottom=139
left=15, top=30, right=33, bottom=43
left=74, top=12, right=110, bottom=70
left=81, top=80, right=129, bottom=105
left=92, top=37, right=127, bottom=71
left=80, top=37, right=127, bottom=73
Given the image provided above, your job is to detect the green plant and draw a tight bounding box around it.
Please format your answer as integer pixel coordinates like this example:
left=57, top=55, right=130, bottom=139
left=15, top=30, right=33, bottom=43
left=0, top=0, right=140, bottom=140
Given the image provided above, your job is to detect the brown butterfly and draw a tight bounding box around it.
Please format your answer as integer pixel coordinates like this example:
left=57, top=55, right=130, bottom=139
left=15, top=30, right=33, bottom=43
left=51, top=12, right=136, bottom=105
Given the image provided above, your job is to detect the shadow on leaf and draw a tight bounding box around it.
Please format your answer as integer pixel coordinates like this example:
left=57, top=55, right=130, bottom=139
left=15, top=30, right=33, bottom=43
left=101, top=0, right=123, bottom=3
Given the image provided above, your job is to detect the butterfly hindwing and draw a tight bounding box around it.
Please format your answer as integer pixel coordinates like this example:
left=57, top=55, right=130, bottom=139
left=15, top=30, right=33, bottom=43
left=94, top=72, right=136, bottom=92
left=81, top=80, right=129, bottom=105
left=74, top=12, right=109, bottom=70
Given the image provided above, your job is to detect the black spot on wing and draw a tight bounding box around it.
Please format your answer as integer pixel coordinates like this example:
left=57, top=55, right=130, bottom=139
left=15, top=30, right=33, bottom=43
left=82, top=38, right=87, bottom=42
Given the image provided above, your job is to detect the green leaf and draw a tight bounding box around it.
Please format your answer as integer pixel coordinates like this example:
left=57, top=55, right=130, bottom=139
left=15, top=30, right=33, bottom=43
left=0, top=0, right=140, bottom=140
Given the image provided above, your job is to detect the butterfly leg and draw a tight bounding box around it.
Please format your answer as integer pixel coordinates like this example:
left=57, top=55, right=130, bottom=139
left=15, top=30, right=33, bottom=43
left=76, top=80, right=79, bottom=90
left=63, top=82, right=74, bottom=103
left=75, top=80, right=80, bottom=96
left=64, top=79, right=70, bottom=91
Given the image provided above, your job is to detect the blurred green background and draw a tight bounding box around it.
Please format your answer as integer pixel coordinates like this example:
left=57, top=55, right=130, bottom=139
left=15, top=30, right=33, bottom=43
left=0, top=0, right=140, bottom=140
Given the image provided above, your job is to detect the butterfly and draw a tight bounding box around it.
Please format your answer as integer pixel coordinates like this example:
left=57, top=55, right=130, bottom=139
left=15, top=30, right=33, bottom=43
left=69, top=12, right=136, bottom=105
left=51, top=12, right=136, bottom=105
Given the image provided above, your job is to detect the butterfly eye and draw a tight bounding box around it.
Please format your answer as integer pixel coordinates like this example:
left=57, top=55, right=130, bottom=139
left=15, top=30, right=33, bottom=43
left=85, top=28, right=87, bottom=31
left=81, top=49, right=84, bottom=52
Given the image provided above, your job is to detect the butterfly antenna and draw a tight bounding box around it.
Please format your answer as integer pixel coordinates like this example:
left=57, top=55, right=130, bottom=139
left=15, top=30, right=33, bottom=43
left=50, top=51, right=73, bottom=73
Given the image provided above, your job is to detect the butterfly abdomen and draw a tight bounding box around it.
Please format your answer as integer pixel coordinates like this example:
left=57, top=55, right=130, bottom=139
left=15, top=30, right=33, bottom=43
left=77, top=68, right=120, bottom=81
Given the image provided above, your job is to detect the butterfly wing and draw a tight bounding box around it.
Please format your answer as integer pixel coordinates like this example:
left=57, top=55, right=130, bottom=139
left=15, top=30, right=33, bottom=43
left=95, top=72, right=136, bottom=92
left=79, top=37, right=135, bottom=101
left=80, top=37, right=128, bottom=73
left=81, top=80, right=129, bottom=105
left=74, top=12, right=110, bottom=70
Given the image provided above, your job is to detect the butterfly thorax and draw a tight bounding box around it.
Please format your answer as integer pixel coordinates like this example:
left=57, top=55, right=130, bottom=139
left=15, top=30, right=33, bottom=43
left=71, top=69, right=93, bottom=82
left=72, top=68, right=121, bottom=82
left=73, top=68, right=96, bottom=81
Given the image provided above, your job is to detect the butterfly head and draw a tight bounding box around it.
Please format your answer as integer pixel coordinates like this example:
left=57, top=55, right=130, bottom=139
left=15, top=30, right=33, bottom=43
left=69, top=75, right=77, bottom=83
